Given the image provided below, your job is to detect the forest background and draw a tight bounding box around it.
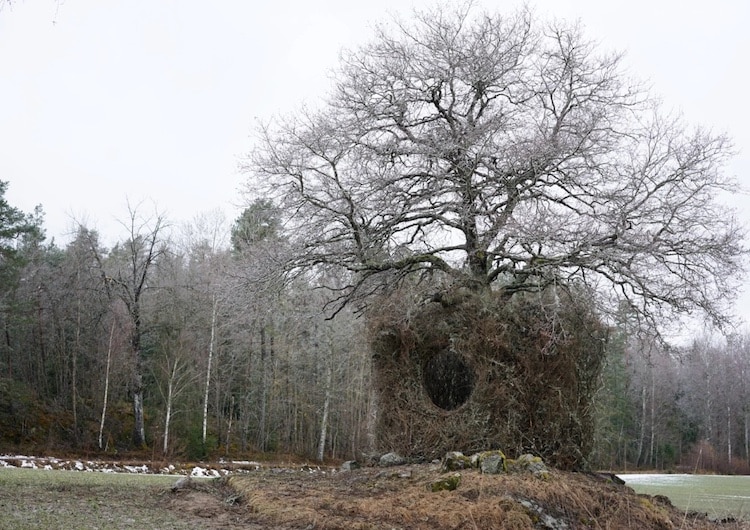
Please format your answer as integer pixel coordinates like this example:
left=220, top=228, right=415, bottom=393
left=1, top=185, right=748, bottom=474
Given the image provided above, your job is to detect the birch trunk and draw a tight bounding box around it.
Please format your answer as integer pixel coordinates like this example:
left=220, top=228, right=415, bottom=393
left=202, top=296, right=218, bottom=446
left=98, top=321, right=115, bottom=450
left=635, top=385, right=646, bottom=466
left=163, top=359, right=179, bottom=455
left=649, top=368, right=656, bottom=468
left=317, top=362, right=333, bottom=462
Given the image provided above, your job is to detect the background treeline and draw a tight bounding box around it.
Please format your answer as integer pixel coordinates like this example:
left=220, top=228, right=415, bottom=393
left=1, top=194, right=748, bottom=473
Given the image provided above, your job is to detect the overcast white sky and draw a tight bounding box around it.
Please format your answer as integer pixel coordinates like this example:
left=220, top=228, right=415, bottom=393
left=1, top=0, right=749, bottom=323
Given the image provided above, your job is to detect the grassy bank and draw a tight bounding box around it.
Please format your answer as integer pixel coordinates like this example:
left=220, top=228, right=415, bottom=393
left=0, top=468, right=218, bottom=529
left=1, top=465, right=746, bottom=529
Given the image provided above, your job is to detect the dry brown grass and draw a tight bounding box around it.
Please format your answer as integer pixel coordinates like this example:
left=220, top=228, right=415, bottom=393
left=226, top=463, right=747, bottom=529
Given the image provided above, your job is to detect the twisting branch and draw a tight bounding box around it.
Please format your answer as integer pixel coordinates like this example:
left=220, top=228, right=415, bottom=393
left=243, top=5, right=746, bottom=329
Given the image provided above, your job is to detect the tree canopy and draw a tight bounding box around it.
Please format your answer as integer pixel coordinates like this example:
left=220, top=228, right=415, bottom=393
left=0, top=181, right=44, bottom=284
left=245, top=5, right=745, bottom=327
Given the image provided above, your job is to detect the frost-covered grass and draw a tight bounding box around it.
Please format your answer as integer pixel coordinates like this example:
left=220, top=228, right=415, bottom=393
left=622, top=474, right=750, bottom=522
left=0, top=467, right=206, bottom=529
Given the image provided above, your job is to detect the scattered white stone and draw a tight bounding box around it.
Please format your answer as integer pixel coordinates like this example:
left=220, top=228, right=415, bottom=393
left=379, top=452, right=406, bottom=467
left=232, top=460, right=262, bottom=467
left=190, top=466, right=209, bottom=477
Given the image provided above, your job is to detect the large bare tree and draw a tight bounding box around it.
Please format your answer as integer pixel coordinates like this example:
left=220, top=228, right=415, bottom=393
left=85, top=202, right=167, bottom=448
left=246, top=5, right=745, bottom=328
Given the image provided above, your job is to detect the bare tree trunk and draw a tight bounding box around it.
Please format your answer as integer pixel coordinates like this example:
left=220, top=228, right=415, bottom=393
left=635, top=386, right=646, bottom=466
left=366, top=386, right=378, bottom=456
left=133, top=383, right=145, bottom=447
left=649, top=369, right=656, bottom=468
left=257, top=326, right=268, bottom=451
left=99, top=321, right=115, bottom=450
left=132, top=310, right=146, bottom=447
left=202, top=296, right=218, bottom=446
left=163, top=358, right=180, bottom=455
left=744, top=410, right=749, bottom=467
left=705, top=365, right=714, bottom=443
left=72, top=283, right=81, bottom=443
left=317, top=361, right=332, bottom=462
left=225, top=395, right=234, bottom=457
left=727, top=405, right=732, bottom=465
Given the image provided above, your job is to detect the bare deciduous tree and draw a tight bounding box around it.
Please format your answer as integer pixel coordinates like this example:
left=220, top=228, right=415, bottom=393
left=86, top=202, right=167, bottom=448
left=246, top=5, right=745, bottom=328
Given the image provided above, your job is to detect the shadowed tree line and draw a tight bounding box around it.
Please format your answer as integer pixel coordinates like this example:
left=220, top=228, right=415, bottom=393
left=0, top=193, right=371, bottom=461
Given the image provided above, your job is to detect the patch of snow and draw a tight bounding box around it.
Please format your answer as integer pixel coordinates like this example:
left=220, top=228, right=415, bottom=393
left=1, top=455, right=243, bottom=477
left=124, top=465, right=149, bottom=473
left=190, top=466, right=219, bottom=477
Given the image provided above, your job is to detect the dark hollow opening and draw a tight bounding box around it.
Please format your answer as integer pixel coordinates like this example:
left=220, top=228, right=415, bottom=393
left=423, top=350, right=475, bottom=410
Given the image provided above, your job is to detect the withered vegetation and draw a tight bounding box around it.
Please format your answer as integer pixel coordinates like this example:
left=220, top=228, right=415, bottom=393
left=369, top=287, right=606, bottom=469
left=223, top=464, right=744, bottom=529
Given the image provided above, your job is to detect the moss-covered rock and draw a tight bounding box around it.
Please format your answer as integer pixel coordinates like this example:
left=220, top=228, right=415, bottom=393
left=441, top=451, right=473, bottom=471
left=475, top=450, right=507, bottom=474
left=430, top=473, right=461, bottom=492
left=507, top=453, right=550, bottom=480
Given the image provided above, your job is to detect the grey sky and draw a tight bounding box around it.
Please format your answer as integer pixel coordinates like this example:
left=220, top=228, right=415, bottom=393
left=1, top=0, right=748, bottom=323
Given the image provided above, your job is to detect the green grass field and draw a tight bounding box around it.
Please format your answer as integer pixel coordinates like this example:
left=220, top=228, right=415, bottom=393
left=622, top=474, right=750, bottom=521
left=0, top=468, right=204, bottom=529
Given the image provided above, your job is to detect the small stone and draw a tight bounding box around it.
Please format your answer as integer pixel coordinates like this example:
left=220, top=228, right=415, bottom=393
left=341, top=460, right=360, bottom=471
left=379, top=452, right=406, bottom=467
left=441, top=451, right=473, bottom=472
left=171, top=476, right=192, bottom=492
left=430, top=473, right=461, bottom=492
